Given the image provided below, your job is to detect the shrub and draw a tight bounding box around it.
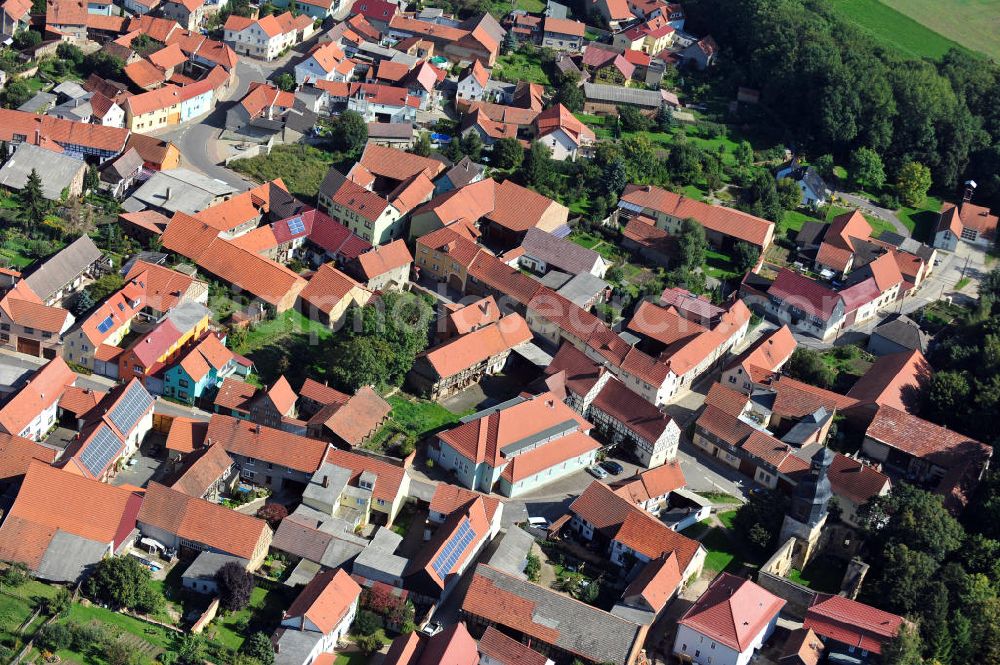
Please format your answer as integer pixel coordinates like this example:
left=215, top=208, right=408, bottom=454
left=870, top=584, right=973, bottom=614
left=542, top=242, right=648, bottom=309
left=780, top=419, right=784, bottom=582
left=256, top=503, right=288, bottom=527
left=216, top=562, right=254, bottom=612
left=0, top=562, right=30, bottom=587
left=356, top=633, right=385, bottom=655
left=352, top=609, right=382, bottom=636
left=242, top=632, right=274, bottom=665
left=36, top=624, right=73, bottom=652
left=68, top=621, right=108, bottom=653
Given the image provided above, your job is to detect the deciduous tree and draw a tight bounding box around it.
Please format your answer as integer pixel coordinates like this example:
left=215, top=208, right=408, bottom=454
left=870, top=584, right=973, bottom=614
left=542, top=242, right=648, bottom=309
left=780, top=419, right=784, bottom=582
left=850, top=147, right=886, bottom=191
left=216, top=561, right=255, bottom=611
left=895, top=161, right=932, bottom=206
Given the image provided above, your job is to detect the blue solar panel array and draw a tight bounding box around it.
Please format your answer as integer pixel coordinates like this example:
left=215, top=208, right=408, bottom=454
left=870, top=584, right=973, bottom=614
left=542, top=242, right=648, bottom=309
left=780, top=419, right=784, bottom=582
left=79, top=426, right=122, bottom=478
left=431, top=519, right=475, bottom=579
left=108, top=381, right=153, bottom=435
left=287, top=217, right=305, bottom=235
left=96, top=315, right=115, bottom=334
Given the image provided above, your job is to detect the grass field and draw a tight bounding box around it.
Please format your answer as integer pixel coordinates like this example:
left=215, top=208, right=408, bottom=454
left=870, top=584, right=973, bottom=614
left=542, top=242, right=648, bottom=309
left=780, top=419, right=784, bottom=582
left=230, top=144, right=348, bottom=204
left=828, top=0, right=976, bottom=59
left=493, top=51, right=550, bottom=85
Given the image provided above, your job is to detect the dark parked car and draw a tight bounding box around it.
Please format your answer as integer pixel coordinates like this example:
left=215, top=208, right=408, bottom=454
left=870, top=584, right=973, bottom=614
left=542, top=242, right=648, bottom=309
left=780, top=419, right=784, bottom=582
left=601, top=460, right=624, bottom=475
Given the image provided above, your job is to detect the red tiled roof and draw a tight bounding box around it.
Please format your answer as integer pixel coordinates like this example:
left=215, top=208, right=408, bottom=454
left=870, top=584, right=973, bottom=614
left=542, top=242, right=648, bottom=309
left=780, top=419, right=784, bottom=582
left=769, top=268, right=842, bottom=320
left=0, top=282, right=70, bottom=335
left=285, top=568, right=361, bottom=633
left=845, top=349, right=929, bottom=412
left=865, top=404, right=991, bottom=468
left=306, top=209, right=373, bottom=259
left=428, top=483, right=502, bottom=524
left=207, top=415, right=328, bottom=474
left=171, top=442, right=233, bottom=497
left=299, top=377, right=349, bottom=408
left=299, top=263, right=369, bottom=315
left=726, top=324, right=796, bottom=375
left=680, top=572, right=785, bottom=651
left=486, top=179, right=563, bottom=233
left=0, top=433, right=58, bottom=483
left=740, top=430, right=810, bottom=474
left=213, top=378, right=256, bottom=414
left=804, top=595, right=904, bottom=655
left=500, top=430, right=600, bottom=483
left=591, top=377, right=676, bottom=445
left=138, top=482, right=269, bottom=560
left=422, top=313, right=533, bottom=380
left=622, top=552, right=680, bottom=614
left=764, top=375, right=858, bottom=419
left=704, top=382, right=750, bottom=416
left=543, top=16, right=585, bottom=36
left=326, top=447, right=407, bottom=505
left=614, top=461, right=685, bottom=504
left=828, top=453, right=889, bottom=507
left=621, top=184, right=774, bottom=248
left=165, top=416, right=208, bottom=453
left=0, top=358, right=75, bottom=438
left=439, top=391, right=589, bottom=468
left=0, top=109, right=129, bottom=153
left=124, top=260, right=195, bottom=314
left=309, top=386, right=391, bottom=446
left=477, top=626, right=549, bottom=665
left=0, top=461, right=140, bottom=569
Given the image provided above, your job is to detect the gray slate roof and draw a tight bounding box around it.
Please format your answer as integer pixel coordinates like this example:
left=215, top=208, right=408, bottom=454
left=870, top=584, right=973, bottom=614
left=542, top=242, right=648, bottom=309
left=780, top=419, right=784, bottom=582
left=520, top=227, right=604, bottom=276
left=466, top=564, right=641, bottom=664
left=122, top=167, right=235, bottom=214
left=24, top=235, right=102, bottom=302
left=583, top=82, right=665, bottom=108
left=367, top=121, right=414, bottom=140
left=0, top=143, right=86, bottom=200
left=556, top=272, right=609, bottom=308
left=36, top=530, right=109, bottom=583
left=182, top=551, right=248, bottom=583
left=871, top=314, right=927, bottom=353
left=482, top=526, right=534, bottom=579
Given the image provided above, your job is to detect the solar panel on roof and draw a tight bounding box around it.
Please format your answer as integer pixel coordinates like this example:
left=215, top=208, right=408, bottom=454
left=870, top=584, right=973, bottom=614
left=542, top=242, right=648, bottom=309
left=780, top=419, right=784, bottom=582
left=96, top=315, right=115, bottom=334
left=108, top=381, right=154, bottom=435
left=431, top=518, right=475, bottom=579
left=79, top=425, right=122, bottom=478
left=287, top=217, right=305, bottom=235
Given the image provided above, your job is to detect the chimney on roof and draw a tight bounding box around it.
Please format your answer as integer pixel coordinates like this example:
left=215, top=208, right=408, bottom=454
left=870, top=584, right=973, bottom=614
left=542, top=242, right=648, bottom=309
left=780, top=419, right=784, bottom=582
left=165, top=186, right=172, bottom=200
left=545, top=399, right=554, bottom=408
left=322, top=475, right=329, bottom=488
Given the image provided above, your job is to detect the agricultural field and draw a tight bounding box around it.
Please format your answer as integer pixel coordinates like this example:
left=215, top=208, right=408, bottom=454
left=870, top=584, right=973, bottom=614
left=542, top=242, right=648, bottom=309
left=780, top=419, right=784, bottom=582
left=828, top=0, right=986, bottom=59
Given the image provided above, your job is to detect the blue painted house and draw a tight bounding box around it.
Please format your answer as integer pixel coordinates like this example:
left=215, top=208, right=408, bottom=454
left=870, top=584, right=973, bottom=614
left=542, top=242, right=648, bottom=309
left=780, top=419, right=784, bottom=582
left=163, top=333, right=250, bottom=405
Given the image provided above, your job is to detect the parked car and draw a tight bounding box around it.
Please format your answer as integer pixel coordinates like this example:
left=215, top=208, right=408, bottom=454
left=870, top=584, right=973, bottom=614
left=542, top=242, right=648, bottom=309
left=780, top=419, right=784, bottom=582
left=587, top=465, right=609, bottom=479
left=601, top=460, right=624, bottom=475
left=421, top=622, right=443, bottom=636
left=527, top=516, right=550, bottom=529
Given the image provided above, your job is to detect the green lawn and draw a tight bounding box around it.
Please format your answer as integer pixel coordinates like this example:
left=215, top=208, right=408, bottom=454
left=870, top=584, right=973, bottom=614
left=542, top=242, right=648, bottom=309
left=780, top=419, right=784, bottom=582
left=234, top=309, right=332, bottom=355
left=704, top=249, right=740, bottom=280
left=368, top=393, right=469, bottom=450
left=63, top=603, right=177, bottom=651
left=880, top=0, right=998, bottom=59
left=827, top=0, right=971, bottom=60
left=230, top=144, right=343, bottom=204
left=897, top=195, right=943, bottom=242
left=493, top=51, right=550, bottom=85
left=718, top=510, right=738, bottom=530
left=701, top=528, right=738, bottom=574
left=210, top=586, right=291, bottom=651
left=695, top=492, right=742, bottom=504
left=787, top=556, right=848, bottom=593
left=336, top=654, right=372, bottom=665
left=781, top=209, right=821, bottom=235
left=569, top=229, right=602, bottom=249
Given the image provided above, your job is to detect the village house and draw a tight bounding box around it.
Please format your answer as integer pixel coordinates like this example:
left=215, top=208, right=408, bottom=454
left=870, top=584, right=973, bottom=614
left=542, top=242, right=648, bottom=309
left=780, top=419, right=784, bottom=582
left=532, top=103, right=596, bottom=161
left=407, top=313, right=533, bottom=399
left=933, top=197, right=998, bottom=251
left=430, top=391, right=600, bottom=497
left=461, top=564, right=644, bottom=665
left=803, top=595, right=905, bottom=662
left=347, top=239, right=413, bottom=290
left=542, top=342, right=682, bottom=468
left=123, top=259, right=208, bottom=319
left=295, top=40, right=355, bottom=84
left=673, top=573, right=785, bottom=665
left=297, top=264, right=373, bottom=328
left=456, top=60, right=490, bottom=102
left=0, top=357, right=75, bottom=441
left=114, top=301, right=210, bottom=389
left=169, top=442, right=235, bottom=501
left=274, top=569, right=362, bottom=665
left=0, top=109, right=130, bottom=162
left=0, top=277, right=74, bottom=359
left=206, top=414, right=330, bottom=491
left=137, top=481, right=272, bottom=567
left=541, top=17, right=585, bottom=50
left=611, top=461, right=686, bottom=515
left=0, top=461, right=142, bottom=582
left=62, top=273, right=146, bottom=371
left=720, top=324, right=797, bottom=393
left=60, top=378, right=154, bottom=482
left=224, top=11, right=314, bottom=61
left=23, top=235, right=103, bottom=306
left=162, top=332, right=251, bottom=404
left=386, top=13, right=503, bottom=66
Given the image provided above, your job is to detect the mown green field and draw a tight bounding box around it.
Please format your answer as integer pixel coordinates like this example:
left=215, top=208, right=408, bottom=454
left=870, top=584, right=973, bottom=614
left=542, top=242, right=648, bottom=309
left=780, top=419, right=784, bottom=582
left=880, top=0, right=1000, bottom=60
left=827, top=0, right=973, bottom=59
